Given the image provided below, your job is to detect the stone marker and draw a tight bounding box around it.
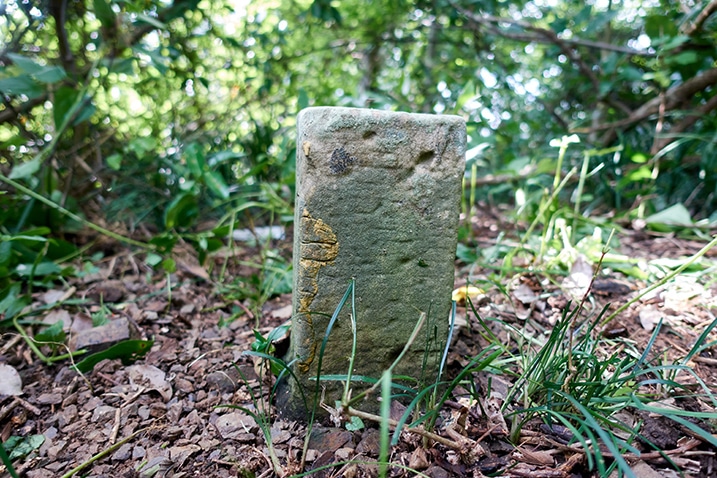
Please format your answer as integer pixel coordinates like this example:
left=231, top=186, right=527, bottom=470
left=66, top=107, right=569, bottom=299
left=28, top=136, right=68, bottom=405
left=278, top=107, right=466, bottom=418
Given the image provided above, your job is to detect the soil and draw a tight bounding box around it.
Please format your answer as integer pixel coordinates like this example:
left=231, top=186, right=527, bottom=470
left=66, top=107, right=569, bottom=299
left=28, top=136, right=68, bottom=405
left=1, top=207, right=716, bottom=478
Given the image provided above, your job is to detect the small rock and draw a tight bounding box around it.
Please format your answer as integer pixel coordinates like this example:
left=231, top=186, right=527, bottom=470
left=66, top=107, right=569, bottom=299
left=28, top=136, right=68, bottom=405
left=335, top=447, right=353, bottom=460
left=149, top=402, right=165, bottom=418
left=409, top=447, right=429, bottom=470
left=91, top=405, right=116, bottom=423
left=205, top=371, right=237, bottom=393
left=163, top=426, right=184, bottom=440
left=58, top=404, right=78, bottom=429
left=132, top=445, right=146, bottom=459
left=69, top=317, right=140, bottom=353
left=36, top=392, right=63, bottom=405
left=174, top=377, right=194, bottom=394
left=425, top=465, right=449, bottom=478
left=26, top=469, right=55, bottom=478
left=356, top=428, right=380, bottom=455
left=112, top=443, right=133, bottom=461
left=87, top=280, right=126, bottom=303
left=214, top=412, right=257, bottom=440
left=307, top=426, right=352, bottom=453
left=270, top=427, right=292, bottom=444
left=46, top=440, right=67, bottom=460
left=128, top=364, right=173, bottom=402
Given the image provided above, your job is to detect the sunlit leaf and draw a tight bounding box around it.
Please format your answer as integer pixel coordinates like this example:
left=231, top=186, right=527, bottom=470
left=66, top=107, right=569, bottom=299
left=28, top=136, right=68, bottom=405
left=0, top=75, right=43, bottom=98
left=184, top=142, right=204, bottom=178
left=164, top=193, right=199, bottom=229
left=6, top=435, right=44, bottom=460
left=645, top=203, right=693, bottom=229
left=73, top=339, right=154, bottom=373
left=204, top=170, right=230, bottom=199
left=133, top=13, right=167, bottom=29
left=106, top=153, right=122, bottom=170
left=8, top=156, right=42, bottom=180
left=35, top=321, right=66, bottom=343
left=93, top=0, right=116, bottom=29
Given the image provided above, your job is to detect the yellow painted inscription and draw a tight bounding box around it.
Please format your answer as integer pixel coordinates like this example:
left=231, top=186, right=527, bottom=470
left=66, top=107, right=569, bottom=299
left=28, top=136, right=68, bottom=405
left=297, top=208, right=338, bottom=371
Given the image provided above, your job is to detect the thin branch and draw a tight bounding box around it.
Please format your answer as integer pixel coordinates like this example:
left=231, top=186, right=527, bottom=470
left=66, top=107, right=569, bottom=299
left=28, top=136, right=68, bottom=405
left=49, top=0, right=76, bottom=77
left=346, top=407, right=469, bottom=451
left=457, top=8, right=653, bottom=57
left=653, top=93, right=717, bottom=152
left=459, top=6, right=635, bottom=117
left=593, top=67, right=717, bottom=143
left=683, top=0, right=717, bottom=36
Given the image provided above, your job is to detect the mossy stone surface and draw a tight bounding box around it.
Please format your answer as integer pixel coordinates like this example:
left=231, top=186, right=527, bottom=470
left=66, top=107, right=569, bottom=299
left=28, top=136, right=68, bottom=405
left=278, top=107, right=466, bottom=419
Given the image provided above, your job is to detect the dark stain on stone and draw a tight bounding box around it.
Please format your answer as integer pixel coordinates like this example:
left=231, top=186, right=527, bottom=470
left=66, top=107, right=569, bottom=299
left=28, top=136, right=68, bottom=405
left=329, top=146, right=357, bottom=174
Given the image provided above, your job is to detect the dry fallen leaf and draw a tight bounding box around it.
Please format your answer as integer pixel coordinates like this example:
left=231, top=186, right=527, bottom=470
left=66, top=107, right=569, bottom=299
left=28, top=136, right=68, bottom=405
left=0, top=363, right=23, bottom=396
left=562, top=255, right=593, bottom=300
left=127, top=364, right=173, bottom=402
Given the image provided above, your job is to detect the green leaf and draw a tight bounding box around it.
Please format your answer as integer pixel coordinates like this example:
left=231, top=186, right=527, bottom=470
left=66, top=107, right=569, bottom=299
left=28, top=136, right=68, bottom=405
left=33, top=66, right=67, bottom=84
left=0, top=75, right=44, bottom=98
left=163, top=193, right=199, bottom=229
left=134, top=13, right=167, bottom=29
left=184, top=142, right=204, bottom=178
left=14, top=261, right=61, bottom=277
left=208, top=150, right=244, bottom=166
left=6, top=53, right=45, bottom=74
left=204, top=170, right=230, bottom=199
left=298, top=88, right=309, bottom=110
left=93, top=0, right=116, bottom=29
left=345, top=415, right=364, bottom=431
left=645, top=203, right=693, bottom=229
left=73, top=339, right=154, bottom=373
left=0, top=241, right=11, bottom=267
left=35, top=321, right=66, bottom=343
left=106, top=153, right=122, bottom=170
left=128, top=137, right=156, bottom=157
left=8, top=156, right=42, bottom=180
left=109, top=57, right=137, bottom=75
left=7, top=435, right=44, bottom=460
left=53, top=86, right=80, bottom=131
left=0, top=284, right=22, bottom=315
left=161, top=258, right=176, bottom=273
left=145, top=252, right=162, bottom=267
left=661, top=35, right=690, bottom=50
left=669, top=51, right=698, bottom=65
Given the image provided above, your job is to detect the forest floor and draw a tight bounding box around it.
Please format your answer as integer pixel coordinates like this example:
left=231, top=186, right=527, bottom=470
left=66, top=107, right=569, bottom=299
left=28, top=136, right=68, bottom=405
left=2, top=206, right=717, bottom=478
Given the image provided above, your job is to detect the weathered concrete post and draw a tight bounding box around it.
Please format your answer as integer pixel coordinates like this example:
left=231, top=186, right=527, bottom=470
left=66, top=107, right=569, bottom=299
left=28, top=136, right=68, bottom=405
left=279, top=107, right=465, bottom=418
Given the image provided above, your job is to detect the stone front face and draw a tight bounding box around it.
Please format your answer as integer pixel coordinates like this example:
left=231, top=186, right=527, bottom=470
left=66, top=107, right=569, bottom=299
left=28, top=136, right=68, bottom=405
left=279, top=107, right=466, bottom=418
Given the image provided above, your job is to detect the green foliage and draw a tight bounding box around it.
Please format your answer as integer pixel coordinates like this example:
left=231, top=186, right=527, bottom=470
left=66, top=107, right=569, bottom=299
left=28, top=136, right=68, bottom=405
left=2, top=434, right=44, bottom=461
left=490, top=295, right=717, bottom=476
left=0, top=438, right=20, bottom=478
left=73, top=339, right=155, bottom=373
left=2, top=0, right=715, bottom=238
left=250, top=323, right=290, bottom=377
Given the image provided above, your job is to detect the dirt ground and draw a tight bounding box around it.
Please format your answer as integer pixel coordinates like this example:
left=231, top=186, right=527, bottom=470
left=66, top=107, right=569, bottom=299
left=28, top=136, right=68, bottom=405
left=1, top=207, right=716, bottom=478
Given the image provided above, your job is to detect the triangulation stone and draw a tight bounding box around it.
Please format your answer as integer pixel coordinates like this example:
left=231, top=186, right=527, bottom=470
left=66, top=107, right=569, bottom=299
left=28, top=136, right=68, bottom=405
left=278, top=107, right=466, bottom=418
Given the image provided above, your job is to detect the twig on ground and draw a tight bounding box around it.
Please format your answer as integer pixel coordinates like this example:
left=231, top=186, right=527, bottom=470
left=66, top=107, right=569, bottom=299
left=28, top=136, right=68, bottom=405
left=346, top=407, right=470, bottom=452
left=59, top=426, right=151, bottom=478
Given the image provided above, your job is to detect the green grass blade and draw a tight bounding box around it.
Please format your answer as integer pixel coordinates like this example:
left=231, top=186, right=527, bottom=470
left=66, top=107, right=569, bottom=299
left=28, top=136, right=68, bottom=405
left=378, top=369, right=391, bottom=478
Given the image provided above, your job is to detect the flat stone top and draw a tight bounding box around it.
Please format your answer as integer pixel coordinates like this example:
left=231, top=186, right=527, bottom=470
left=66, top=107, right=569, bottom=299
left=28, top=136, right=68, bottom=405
left=298, top=106, right=465, bottom=129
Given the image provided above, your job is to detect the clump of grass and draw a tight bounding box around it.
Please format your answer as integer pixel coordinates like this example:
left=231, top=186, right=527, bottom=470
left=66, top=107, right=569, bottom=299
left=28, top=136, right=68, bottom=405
left=493, top=283, right=717, bottom=477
